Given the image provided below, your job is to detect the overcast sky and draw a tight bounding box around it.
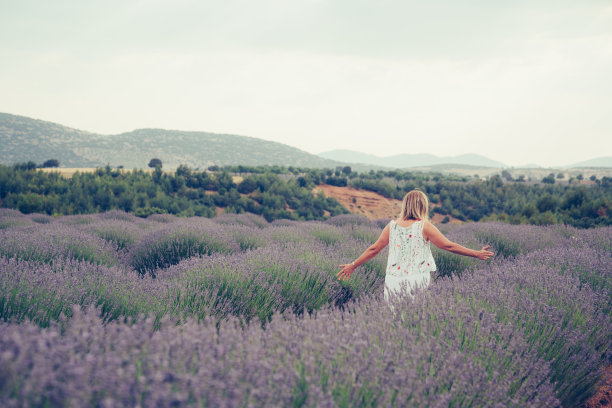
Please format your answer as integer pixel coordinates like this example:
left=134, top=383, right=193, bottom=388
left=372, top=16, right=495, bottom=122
left=1, top=0, right=611, bottom=167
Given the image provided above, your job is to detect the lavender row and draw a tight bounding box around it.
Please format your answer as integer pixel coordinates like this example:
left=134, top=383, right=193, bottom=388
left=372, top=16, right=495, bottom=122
left=6, top=238, right=608, bottom=405
left=0, top=223, right=121, bottom=267
left=1, top=210, right=610, bottom=324
left=2, top=209, right=607, bottom=262
left=1, top=211, right=610, bottom=325
left=0, top=210, right=610, bottom=406
left=435, top=249, right=612, bottom=405
left=0, top=254, right=609, bottom=405
left=0, top=237, right=386, bottom=328
left=0, top=294, right=558, bottom=407
left=0, top=257, right=171, bottom=327
left=159, top=239, right=386, bottom=323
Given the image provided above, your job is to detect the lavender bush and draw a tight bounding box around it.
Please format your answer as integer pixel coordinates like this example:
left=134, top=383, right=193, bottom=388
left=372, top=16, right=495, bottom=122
left=29, top=213, right=54, bottom=224
left=0, top=257, right=170, bottom=327
left=0, top=208, right=32, bottom=229
left=86, top=219, right=145, bottom=250
left=127, top=218, right=241, bottom=275
left=0, top=210, right=610, bottom=406
left=159, top=239, right=385, bottom=323
left=0, top=224, right=120, bottom=266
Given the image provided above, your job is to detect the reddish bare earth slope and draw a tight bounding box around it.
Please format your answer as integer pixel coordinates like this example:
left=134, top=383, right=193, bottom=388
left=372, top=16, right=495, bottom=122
left=313, top=184, right=462, bottom=224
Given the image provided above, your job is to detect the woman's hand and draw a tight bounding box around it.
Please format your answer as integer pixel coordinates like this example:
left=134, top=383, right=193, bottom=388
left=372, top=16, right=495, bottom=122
left=476, top=245, right=494, bottom=260
left=337, top=263, right=356, bottom=281
left=336, top=224, right=390, bottom=282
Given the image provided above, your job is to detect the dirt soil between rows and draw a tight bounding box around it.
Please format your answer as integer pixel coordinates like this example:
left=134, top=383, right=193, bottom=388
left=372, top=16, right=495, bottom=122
left=313, top=184, right=463, bottom=224
left=580, top=365, right=612, bottom=408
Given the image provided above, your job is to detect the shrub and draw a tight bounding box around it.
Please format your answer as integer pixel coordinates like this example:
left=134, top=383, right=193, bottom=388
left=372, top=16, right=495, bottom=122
left=0, top=224, right=119, bottom=266
left=128, top=219, right=240, bottom=275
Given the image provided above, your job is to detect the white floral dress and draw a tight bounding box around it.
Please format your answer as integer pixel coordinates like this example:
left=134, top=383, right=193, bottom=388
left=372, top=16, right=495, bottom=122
left=384, top=219, right=436, bottom=300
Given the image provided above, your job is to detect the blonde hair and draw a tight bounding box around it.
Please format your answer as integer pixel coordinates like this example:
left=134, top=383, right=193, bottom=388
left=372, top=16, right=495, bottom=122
left=399, top=190, right=429, bottom=221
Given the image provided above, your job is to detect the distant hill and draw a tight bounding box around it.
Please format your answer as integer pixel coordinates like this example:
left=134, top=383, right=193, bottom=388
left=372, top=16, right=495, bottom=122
left=515, top=163, right=543, bottom=169
left=0, top=113, right=101, bottom=167
left=567, top=157, right=612, bottom=168
left=0, top=113, right=342, bottom=169
left=319, top=149, right=506, bottom=168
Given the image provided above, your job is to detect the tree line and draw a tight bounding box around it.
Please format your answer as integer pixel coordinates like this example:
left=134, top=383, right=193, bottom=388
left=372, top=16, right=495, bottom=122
left=0, top=163, right=346, bottom=221
left=1, top=162, right=610, bottom=227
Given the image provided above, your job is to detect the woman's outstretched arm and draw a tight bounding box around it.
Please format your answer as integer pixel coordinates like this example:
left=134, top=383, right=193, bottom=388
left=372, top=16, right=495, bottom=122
left=423, top=221, right=494, bottom=260
left=337, top=223, right=390, bottom=281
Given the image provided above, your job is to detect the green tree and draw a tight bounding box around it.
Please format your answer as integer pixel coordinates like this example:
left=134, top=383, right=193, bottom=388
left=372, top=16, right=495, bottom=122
left=536, top=195, right=558, bottom=213
left=541, top=173, right=555, bottom=184
left=41, top=159, right=60, bottom=168
left=237, top=176, right=257, bottom=194
left=148, top=158, right=163, bottom=168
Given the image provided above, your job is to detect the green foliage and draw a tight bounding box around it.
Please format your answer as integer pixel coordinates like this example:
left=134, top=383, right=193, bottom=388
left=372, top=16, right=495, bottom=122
left=542, top=173, right=556, bottom=184
left=40, top=159, right=60, bottom=168
left=0, top=164, right=346, bottom=223
left=148, top=158, right=162, bottom=168
left=536, top=195, right=558, bottom=213
left=337, top=169, right=611, bottom=228
left=1, top=163, right=611, bottom=228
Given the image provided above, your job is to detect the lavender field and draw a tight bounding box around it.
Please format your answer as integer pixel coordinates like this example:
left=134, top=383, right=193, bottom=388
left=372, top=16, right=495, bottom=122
left=0, top=209, right=610, bottom=407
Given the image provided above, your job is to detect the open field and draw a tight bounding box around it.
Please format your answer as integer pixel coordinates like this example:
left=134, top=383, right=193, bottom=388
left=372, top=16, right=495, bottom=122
left=39, top=167, right=111, bottom=177
left=40, top=166, right=612, bottom=181
left=0, top=209, right=610, bottom=406
left=407, top=165, right=612, bottom=181
left=39, top=167, right=246, bottom=183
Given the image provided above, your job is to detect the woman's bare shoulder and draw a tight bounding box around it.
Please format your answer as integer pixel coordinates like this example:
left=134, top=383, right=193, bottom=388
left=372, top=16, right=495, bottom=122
left=422, top=219, right=439, bottom=234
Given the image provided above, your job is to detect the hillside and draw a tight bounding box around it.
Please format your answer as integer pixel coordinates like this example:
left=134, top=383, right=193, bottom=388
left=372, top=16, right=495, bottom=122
left=319, top=149, right=506, bottom=168
left=0, top=113, right=101, bottom=167
left=313, top=184, right=463, bottom=223
left=568, top=157, right=612, bottom=168
left=0, top=113, right=342, bottom=169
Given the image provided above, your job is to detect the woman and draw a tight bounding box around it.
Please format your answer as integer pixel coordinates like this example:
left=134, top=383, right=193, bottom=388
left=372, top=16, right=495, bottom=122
left=337, top=190, right=494, bottom=300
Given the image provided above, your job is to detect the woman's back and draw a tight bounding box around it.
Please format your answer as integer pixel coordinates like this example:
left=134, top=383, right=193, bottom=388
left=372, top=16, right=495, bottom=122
left=385, top=219, right=436, bottom=278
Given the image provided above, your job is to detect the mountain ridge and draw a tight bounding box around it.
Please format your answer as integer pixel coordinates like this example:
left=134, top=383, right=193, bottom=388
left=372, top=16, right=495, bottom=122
left=567, top=157, right=612, bottom=168
left=0, top=112, right=342, bottom=169
left=318, top=149, right=507, bottom=168
left=2, top=112, right=610, bottom=170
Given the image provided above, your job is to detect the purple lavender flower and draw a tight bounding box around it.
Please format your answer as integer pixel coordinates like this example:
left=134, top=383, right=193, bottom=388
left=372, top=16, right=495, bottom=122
left=0, top=209, right=609, bottom=407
